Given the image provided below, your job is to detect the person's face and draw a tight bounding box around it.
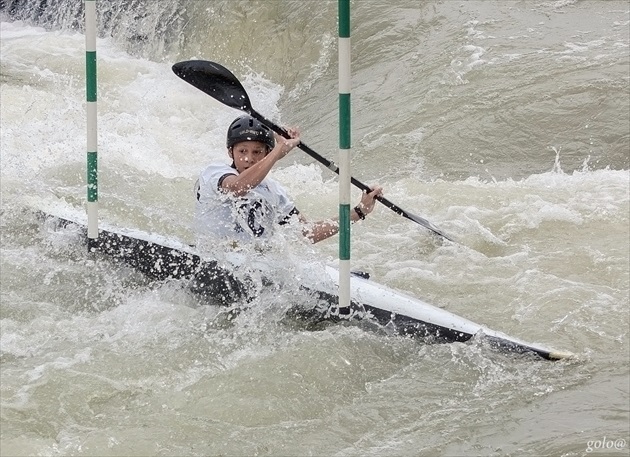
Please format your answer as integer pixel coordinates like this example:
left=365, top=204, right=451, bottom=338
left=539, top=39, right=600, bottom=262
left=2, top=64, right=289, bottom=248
left=229, top=141, right=269, bottom=173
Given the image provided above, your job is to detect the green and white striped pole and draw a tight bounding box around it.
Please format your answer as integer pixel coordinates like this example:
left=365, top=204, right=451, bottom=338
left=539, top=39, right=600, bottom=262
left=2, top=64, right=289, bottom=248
left=85, top=0, right=98, bottom=245
left=338, top=0, right=351, bottom=308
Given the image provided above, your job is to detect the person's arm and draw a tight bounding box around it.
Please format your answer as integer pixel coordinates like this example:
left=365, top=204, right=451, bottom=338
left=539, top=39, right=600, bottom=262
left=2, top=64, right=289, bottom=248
left=302, top=186, right=384, bottom=243
left=221, top=129, right=300, bottom=196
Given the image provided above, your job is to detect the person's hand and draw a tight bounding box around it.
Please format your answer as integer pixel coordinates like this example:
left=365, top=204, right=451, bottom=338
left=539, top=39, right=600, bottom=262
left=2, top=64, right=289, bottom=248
left=357, top=185, right=383, bottom=216
left=274, top=127, right=301, bottom=158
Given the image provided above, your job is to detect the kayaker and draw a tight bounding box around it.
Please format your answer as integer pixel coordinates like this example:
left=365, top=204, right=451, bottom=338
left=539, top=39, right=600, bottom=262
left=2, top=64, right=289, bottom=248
left=194, top=115, right=383, bottom=244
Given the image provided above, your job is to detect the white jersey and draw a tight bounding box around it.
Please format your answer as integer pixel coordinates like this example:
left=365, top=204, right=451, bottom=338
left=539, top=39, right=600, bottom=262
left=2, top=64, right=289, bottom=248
left=194, top=162, right=297, bottom=242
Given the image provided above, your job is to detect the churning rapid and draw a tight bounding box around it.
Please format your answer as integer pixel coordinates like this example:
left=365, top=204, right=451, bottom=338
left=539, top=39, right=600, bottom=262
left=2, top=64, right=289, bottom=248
left=1, top=1, right=629, bottom=456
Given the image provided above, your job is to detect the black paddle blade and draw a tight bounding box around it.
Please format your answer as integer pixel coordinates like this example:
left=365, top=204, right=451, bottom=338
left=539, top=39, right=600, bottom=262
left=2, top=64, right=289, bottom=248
left=172, top=60, right=251, bottom=112
left=404, top=211, right=455, bottom=243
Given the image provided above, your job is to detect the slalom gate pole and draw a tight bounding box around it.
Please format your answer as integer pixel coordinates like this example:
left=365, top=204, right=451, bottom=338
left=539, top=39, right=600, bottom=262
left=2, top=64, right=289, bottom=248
left=85, top=0, right=98, bottom=247
left=338, top=0, right=351, bottom=308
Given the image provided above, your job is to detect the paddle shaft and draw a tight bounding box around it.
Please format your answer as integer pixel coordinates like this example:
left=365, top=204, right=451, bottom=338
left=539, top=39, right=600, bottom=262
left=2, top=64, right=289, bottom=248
left=249, top=109, right=452, bottom=240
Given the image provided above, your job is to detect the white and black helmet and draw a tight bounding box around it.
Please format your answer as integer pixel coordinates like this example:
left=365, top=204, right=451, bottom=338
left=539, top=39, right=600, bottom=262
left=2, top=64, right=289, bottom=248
left=226, top=115, right=275, bottom=151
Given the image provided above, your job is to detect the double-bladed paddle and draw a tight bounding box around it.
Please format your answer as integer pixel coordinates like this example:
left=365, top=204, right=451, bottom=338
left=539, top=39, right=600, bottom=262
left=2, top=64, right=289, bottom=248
left=172, top=60, right=454, bottom=242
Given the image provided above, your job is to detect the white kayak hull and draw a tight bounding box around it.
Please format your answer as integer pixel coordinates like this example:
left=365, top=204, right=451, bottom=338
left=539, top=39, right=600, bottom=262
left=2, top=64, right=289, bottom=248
left=37, top=210, right=572, bottom=361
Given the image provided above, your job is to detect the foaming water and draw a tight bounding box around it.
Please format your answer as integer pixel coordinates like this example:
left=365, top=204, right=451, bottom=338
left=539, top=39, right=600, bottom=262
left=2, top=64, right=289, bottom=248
left=1, top=3, right=629, bottom=456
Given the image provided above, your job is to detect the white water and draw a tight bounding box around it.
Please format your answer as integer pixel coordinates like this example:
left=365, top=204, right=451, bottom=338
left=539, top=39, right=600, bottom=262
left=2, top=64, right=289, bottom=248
left=1, top=2, right=629, bottom=456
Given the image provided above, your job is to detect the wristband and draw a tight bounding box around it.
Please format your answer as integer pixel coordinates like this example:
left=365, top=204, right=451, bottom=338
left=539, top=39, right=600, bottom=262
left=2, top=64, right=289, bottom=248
left=354, top=205, right=366, bottom=220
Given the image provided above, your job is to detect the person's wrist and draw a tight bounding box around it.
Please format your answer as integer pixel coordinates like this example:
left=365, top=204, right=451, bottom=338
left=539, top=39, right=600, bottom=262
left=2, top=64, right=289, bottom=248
left=354, top=205, right=366, bottom=220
